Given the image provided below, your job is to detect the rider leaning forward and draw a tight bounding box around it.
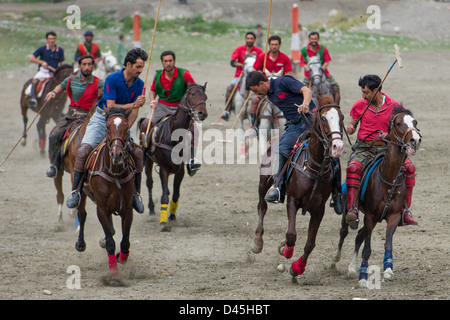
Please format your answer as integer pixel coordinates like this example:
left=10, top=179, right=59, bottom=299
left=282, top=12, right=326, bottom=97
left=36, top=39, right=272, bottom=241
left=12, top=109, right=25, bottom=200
left=65, top=48, right=148, bottom=213
left=345, top=74, right=418, bottom=229
left=44, top=55, right=104, bottom=179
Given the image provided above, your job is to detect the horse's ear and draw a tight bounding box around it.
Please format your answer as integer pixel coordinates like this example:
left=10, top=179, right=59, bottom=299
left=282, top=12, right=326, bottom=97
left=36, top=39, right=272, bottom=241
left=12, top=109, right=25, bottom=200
left=203, top=82, right=207, bottom=90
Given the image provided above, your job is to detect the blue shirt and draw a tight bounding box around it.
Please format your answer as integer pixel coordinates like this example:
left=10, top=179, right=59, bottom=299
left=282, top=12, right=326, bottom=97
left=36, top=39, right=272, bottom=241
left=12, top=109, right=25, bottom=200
left=267, top=75, right=316, bottom=121
left=98, top=68, right=144, bottom=109
left=32, top=45, right=65, bottom=71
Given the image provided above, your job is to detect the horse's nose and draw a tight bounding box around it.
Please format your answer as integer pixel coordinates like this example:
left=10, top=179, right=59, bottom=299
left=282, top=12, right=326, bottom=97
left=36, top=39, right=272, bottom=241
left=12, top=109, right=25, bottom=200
left=198, top=111, right=207, bottom=121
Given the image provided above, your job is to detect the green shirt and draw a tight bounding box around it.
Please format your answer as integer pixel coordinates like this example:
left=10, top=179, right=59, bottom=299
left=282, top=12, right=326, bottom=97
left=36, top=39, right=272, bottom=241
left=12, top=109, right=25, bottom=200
left=116, top=41, right=128, bottom=66
left=60, top=73, right=104, bottom=102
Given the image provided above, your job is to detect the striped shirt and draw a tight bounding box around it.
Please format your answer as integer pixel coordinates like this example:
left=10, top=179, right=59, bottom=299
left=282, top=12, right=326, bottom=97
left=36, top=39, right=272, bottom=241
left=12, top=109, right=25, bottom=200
left=60, top=73, right=104, bottom=103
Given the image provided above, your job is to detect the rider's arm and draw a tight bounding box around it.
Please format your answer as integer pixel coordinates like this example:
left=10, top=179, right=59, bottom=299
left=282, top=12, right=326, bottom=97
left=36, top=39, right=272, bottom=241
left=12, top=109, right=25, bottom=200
left=346, top=118, right=358, bottom=135
left=29, top=55, right=49, bottom=69
left=298, top=86, right=312, bottom=114
left=45, top=84, right=64, bottom=101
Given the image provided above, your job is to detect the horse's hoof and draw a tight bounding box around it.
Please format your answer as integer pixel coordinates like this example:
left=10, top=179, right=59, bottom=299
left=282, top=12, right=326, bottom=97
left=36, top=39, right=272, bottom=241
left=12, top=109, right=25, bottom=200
left=75, top=241, right=86, bottom=252
left=99, top=237, right=106, bottom=248
left=160, top=222, right=172, bottom=232
left=21, top=139, right=27, bottom=147
left=277, top=240, right=285, bottom=256
left=251, top=241, right=263, bottom=254
left=149, top=209, right=155, bottom=216
left=383, top=268, right=394, bottom=280
left=168, top=214, right=177, bottom=227
left=358, top=279, right=368, bottom=288
left=347, top=267, right=358, bottom=278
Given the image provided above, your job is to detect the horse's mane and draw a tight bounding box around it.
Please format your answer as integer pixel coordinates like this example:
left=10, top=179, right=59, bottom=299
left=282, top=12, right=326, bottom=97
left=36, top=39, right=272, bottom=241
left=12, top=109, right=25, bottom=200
left=107, top=107, right=129, bottom=119
left=318, top=94, right=334, bottom=107
left=393, top=102, right=413, bottom=117
left=53, top=64, right=73, bottom=78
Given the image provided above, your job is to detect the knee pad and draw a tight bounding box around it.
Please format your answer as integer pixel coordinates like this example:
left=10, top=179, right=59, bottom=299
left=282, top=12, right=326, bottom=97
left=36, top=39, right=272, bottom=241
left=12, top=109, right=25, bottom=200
left=404, top=159, right=416, bottom=187
left=346, top=160, right=363, bottom=187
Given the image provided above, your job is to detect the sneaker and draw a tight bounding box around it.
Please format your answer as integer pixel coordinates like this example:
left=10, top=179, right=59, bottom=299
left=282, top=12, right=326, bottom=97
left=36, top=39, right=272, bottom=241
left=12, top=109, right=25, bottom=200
left=66, top=190, right=81, bottom=209
left=46, top=165, right=57, bottom=178
left=133, top=193, right=144, bottom=213
left=221, top=111, right=230, bottom=121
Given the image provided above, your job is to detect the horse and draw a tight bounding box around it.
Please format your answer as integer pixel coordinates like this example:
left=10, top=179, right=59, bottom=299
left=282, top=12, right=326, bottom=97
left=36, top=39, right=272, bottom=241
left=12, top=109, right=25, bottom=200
left=92, top=50, right=122, bottom=79
left=51, top=107, right=96, bottom=229
left=252, top=104, right=344, bottom=278
left=20, top=64, right=74, bottom=155
left=75, top=107, right=138, bottom=276
left=332, top=110, right=421, bottom=287
left=307, top=55, right=340, bottom=107
left=140, top=83, right=208, bottom=231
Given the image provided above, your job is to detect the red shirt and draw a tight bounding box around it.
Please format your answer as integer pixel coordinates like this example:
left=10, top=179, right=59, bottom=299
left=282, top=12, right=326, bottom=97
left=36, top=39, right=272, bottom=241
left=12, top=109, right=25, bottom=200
left=299, top=44, right=331, bottom=78
left=350, top=93, right=404, bottom=141
left=231, top=45, right=263, bottom=78
left=253, top=51, right=292, bottom=77
left=151, top=66, right=195, bottom=107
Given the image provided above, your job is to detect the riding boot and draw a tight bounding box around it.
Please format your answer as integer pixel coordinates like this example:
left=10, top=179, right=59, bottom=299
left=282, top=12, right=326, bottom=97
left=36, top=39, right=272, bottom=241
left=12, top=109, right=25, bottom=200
left=330, top=158, right=344, bottom=215
left=132, top=172, right=144, bottom=214
left=66, top=170, right=84, bottom=209
left=29, top=80, right=38, bottom=108
left=345, top=160, right=363, bottom=229
left=400, top=160, right=418, bottom=226
left=249, top=113, right=258, bottom=138
left=265, top=154, right=288, bottom=203
left=66, top=144, right=93, bottom=209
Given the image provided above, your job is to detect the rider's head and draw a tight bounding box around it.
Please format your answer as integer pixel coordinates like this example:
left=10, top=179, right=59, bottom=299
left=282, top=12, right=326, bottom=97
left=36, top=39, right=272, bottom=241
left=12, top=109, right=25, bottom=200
left=246, top=71, right=269, bottom=96
left=268, top=35, right=281, bottom=54
left=308, top=31, right=320, bottom=47
left=45, top=31, right=57, bottom=46
left=245, top=31, right=256, bottom=47
left=359, top=74, right=382, bottom=102
left=124, top=48, right=148, bottom=78
left=78, top=55, right=95, bottom=77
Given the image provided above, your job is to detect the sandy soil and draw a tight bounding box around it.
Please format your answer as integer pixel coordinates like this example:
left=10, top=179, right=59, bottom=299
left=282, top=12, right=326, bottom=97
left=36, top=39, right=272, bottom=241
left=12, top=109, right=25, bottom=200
left=1, top=0, right=449, bottom=302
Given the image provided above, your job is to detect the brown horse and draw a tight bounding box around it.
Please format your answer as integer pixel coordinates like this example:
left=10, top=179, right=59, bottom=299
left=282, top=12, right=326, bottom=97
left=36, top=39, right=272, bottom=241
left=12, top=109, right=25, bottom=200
left=139, top=83, right=208, bottom=231
left=332, top=110, right=421, bottom=287
left=252, top=104, right=344, bottom=278
left=20, top=64, right=74, bottom=155
left=51, top=107, right=96, bottom=229
left=75, top=107, right=137, bottom=276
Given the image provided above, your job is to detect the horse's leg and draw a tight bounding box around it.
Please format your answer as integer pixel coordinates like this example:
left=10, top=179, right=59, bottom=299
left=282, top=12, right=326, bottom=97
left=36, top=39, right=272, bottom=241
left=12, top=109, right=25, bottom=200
left=159, top=167, right=171, bottom=232
left=252, top=175, right=271, bottom=254
left=54, top=169, right=64, bottom=229
left=20, top=99, right=29, bottom=147
left=118, top=207, right=133, bottom=265
left=168, top=167, right=184, bottom=226
left=357, top=216, right=376, bottom=287
left=290, top=206, right=325, bottom=277
left=75, top=194, right=88, bottom=252
left=97, top=207, right=117, bottom=274
left=258, top=119, right=271, bottom=162
left=383, top=213, right=401, bottom=281
left=144, top=159, right=155, bottom=215
left=332, top=210, right=350, bottom=268
left=37, top=115, right=47, bottom=157
left=282, top=196, right=299, bottom=261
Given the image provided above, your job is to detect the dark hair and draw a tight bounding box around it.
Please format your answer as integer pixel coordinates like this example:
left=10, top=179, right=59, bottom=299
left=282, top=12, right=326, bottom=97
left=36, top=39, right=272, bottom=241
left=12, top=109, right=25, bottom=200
left=245, top=71, right=268, bottom=90
left=358, top=74, right=382, bottom=91
left=245, top=31, right=256, bottom=39
left=78, top=55, right=95, bottom=65
left=46, top=31, right=57, bottom=38
left=308, top=31, right=320, bottom=39
left=119, top=34, right=124, bottom=40
left=268, top=35, right=281, bottom=45
left=160, top=50, right=176, bottom=61
left=124, top=48, right=148, bottom=66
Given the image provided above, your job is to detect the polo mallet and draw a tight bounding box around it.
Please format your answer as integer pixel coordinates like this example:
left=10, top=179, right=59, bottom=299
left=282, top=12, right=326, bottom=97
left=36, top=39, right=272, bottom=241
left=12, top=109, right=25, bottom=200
left=63, top=16, right=89, bottom=56
left=353, top=44, right=403, bottom=129
left=262, top=0, right=273, bottom=74
left=211, top=72, right=243, bottom=126
left=140, top=0, right=162, bottom=148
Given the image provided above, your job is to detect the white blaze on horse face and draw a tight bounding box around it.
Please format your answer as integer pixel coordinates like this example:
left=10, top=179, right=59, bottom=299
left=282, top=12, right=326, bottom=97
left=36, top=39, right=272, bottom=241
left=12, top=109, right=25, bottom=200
left=113, top=117, right=122, bottom=130
left=324, top=108, right=344, bottom=158
left=403, top=114, right=421, bottom=155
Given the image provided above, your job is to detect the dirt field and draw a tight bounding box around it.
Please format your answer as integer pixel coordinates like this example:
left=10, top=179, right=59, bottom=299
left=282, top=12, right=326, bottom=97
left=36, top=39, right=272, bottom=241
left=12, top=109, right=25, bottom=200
left=1, top=1, right=450, bottom=302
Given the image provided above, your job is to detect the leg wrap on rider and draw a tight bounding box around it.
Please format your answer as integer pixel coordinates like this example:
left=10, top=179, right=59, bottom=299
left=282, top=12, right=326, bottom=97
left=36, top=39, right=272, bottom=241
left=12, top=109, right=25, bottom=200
left=346, top=160, right=363, bottom=210
left=403, top=158, right=416, bottom=209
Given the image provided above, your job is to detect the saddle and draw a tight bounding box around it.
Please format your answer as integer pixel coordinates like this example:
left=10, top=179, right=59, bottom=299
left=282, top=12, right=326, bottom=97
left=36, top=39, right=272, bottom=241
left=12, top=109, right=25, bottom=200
left=59, top=122, right=83, bottom=159
left=25, top=78, right=51, bottom=98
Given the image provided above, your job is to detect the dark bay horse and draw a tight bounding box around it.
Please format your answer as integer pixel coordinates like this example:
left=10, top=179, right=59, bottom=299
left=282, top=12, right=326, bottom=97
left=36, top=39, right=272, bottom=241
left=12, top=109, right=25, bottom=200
left=51, top=107, right=96, bottom=229
left=252, top=104, right=344, bottom=278
left=139, top=83, right=208, bottom=232
left=75, top=107, right=137, bottom=276
left=20, top=64, right=73, bottom=155
left=332, top=110, right=421, bottom=287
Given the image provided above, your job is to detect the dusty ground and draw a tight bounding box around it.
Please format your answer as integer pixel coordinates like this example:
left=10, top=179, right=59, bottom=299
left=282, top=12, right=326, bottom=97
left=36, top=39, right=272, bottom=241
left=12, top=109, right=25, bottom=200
left=1, top=0, right=449, bottom=302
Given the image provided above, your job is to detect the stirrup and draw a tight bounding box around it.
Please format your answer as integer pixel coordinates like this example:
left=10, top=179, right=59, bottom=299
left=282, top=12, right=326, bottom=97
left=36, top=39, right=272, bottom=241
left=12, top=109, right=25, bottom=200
left=133, top=193, right=144, bottom=214
left=66, top=190, right=81, bottom=209
left=264, top=186, right=281, bottom=203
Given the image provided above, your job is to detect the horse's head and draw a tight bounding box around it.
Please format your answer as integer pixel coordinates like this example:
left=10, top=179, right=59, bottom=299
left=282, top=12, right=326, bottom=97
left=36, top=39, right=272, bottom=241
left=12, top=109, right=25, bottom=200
left=181, top=83, right=208, bottom=121
left=102, top=50, right=122, bottom=73
left=313, top=104, right=345, bottom=158
left=105, top=107, right=132, bottom=166
left=53, top=64, right=74, bottom=82
left=243, top=55, right=256, bottom=76
left=389, top=109, right=421, bottom=156
left=307, top=56, right=324, bottom=87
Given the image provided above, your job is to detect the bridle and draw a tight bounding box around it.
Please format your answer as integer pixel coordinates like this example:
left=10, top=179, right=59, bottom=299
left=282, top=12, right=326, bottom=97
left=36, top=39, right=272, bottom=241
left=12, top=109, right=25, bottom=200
left=388, top=113, right=421, bottom=153
left=178, top=84, right=207, bottom=121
